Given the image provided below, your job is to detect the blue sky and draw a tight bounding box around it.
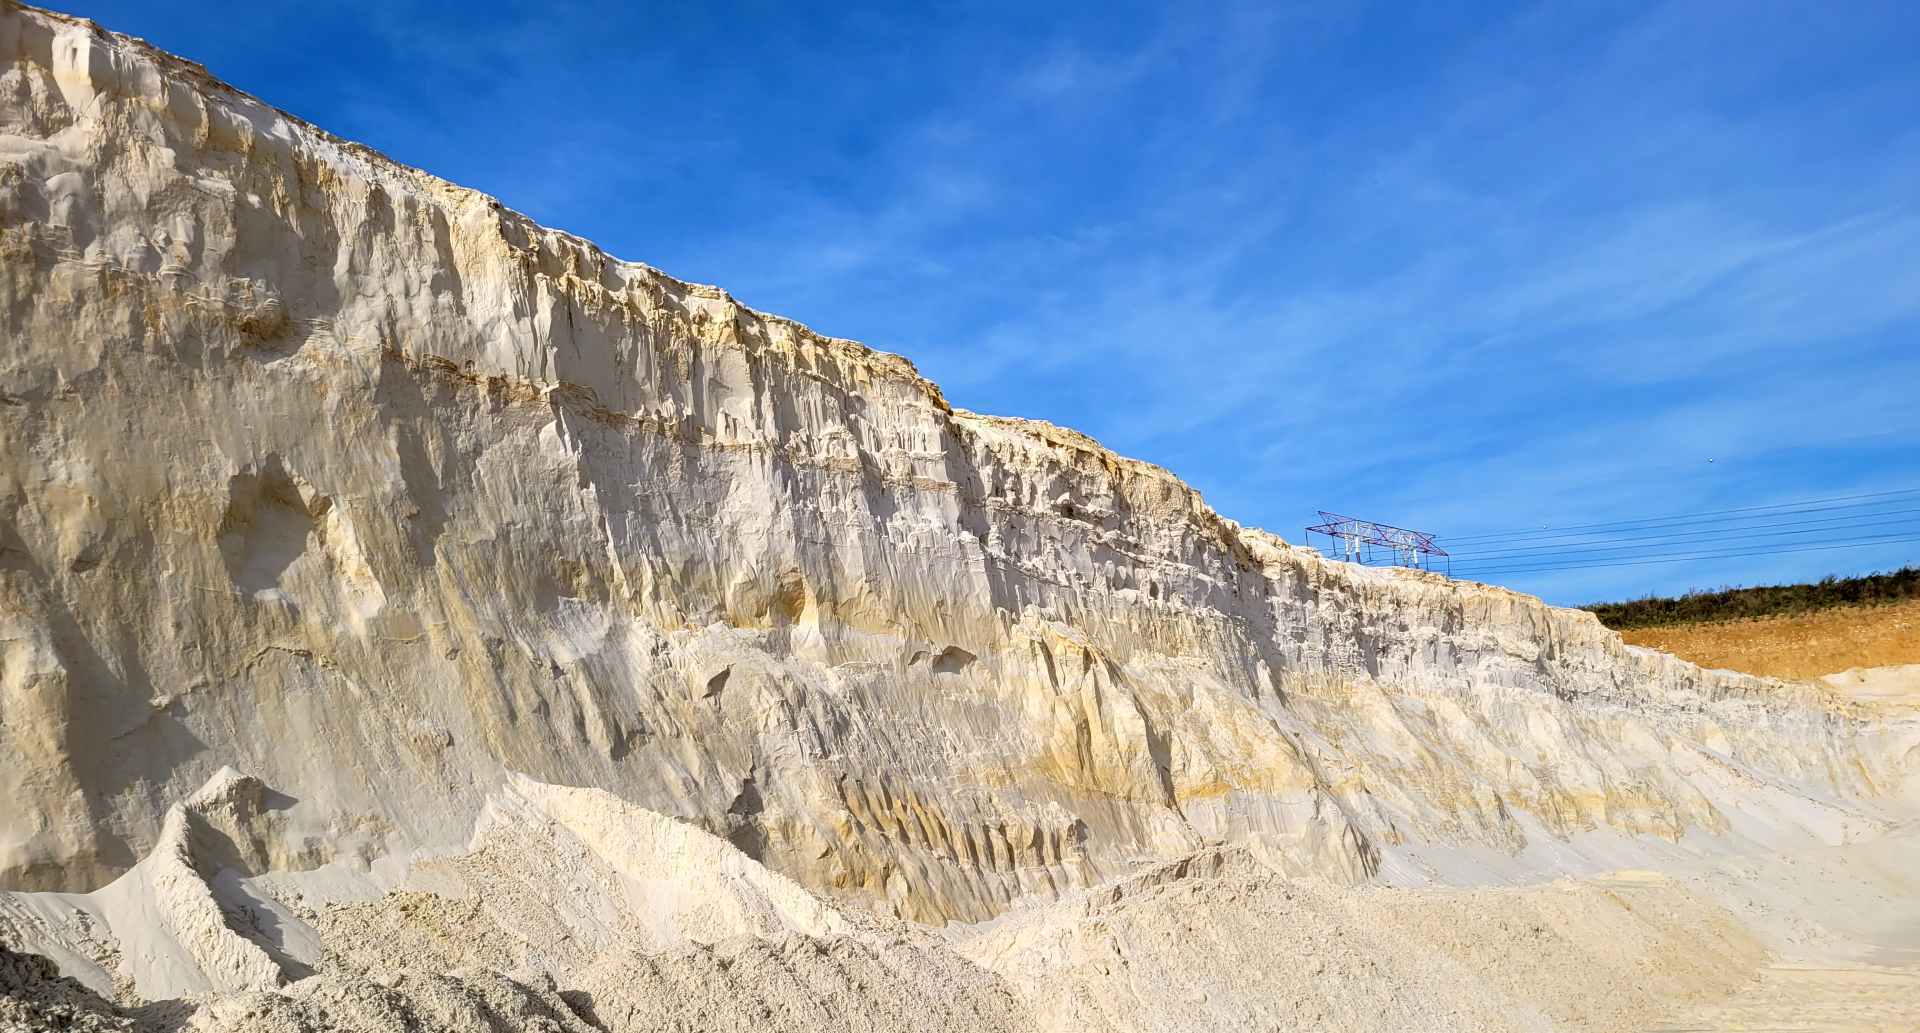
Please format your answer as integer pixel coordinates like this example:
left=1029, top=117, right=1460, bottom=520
left=69, top=0, right=1920, bottom=604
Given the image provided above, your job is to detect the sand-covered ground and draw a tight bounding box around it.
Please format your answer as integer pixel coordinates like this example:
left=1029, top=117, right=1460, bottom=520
left=5, top=770, right=1917, bottom=1033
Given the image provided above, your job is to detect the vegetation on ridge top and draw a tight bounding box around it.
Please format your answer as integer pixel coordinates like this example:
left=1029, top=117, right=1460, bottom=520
left=1583, top=567, right=1920, bottom=630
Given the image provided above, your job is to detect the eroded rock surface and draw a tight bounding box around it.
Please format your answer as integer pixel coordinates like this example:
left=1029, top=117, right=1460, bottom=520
left=0, top=3, right=1910, bottom=927
left=3, top=5, right=1920, bottom=1029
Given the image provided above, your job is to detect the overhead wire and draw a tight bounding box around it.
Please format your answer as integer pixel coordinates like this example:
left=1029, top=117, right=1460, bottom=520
left=1448, top=531, right=1920, bottom=578
left=1317, top=487, right=1920, bottom=586
left=1442, top=498, right=1920, bottom=550
left=1438, top=487, right=1920, bottom=545
left=1444, top=509, right=1920, bottom=562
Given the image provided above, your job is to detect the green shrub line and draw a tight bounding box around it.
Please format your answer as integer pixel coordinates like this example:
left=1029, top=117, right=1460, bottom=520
left=1582, top=566, right=1920, bottom=630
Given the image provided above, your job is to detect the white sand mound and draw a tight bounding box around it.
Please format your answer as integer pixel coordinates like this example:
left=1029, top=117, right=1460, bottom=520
left=2, top=769, right=874, bottom=1005
left=0, top=767, right=313, bottom=1004
left=3, top=768, right=1027, bottom=1031
left=299, top=772, right=866, bottom=976
left=961, top=846, right=1767, bottom=1033
left=297, top=775, right=1025, bottom=1033
left=454, top=773, right=855, bottom=949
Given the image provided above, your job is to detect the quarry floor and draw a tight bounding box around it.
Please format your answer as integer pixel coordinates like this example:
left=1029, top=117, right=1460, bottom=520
left=1649, top=827, right=1920, bottom=1032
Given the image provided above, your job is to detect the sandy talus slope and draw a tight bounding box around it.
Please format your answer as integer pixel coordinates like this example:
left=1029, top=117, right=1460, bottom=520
left=1, top=3, right=1919, bottom=1030
left=965, top=831, right=1920, bottom=1033
left=4, top=771, right=1033, bottom=1032
left=4, top=770, right=1917, bottom=1033
left=959, top=847, right=1767, bottom=1033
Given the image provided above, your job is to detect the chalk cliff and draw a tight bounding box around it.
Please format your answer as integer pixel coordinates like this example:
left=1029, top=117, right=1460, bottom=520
left=0, top=0, right=1910, bottom=951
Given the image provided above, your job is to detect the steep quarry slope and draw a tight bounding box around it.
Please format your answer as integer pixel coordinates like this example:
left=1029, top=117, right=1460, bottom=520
left=4, top=6, right=1920, bottom=1031
left=1, top=3, right=1913, bottom=931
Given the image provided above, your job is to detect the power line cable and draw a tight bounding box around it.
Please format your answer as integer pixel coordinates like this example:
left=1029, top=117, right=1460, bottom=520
left=1453, top=526, right=1920, bottom=568
left=1443, top=503, right=1920, bottom=552
left=1451, top=526, right=1920, bottom=576
left=1444, top=496, right=1920, bottom=550
left=1439, top=487, right=1920, bottom=544
left=1443, top=486, right=1920, bottom=540
left=1456, top=540, right=1920, bottom=578
left=1451, top=532, right=1920, bottom=578
left=1445, top=510, right=1920, bottom=562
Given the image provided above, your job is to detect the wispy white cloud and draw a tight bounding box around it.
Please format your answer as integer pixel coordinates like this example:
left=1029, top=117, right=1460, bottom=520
left=93, top=0, right=1920, bottom=605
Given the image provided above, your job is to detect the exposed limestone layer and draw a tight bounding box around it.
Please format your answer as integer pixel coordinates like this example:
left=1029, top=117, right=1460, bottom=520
left=0, top=1, right=1911, bottom=936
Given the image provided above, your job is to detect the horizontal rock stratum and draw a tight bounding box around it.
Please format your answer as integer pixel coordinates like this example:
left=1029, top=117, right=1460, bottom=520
left=2, top=5, right=1918, bottom=1031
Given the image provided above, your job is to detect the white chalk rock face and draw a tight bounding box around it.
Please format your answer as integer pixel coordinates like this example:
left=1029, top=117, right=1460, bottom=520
left=0, top=2, right=1910, bottom=931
